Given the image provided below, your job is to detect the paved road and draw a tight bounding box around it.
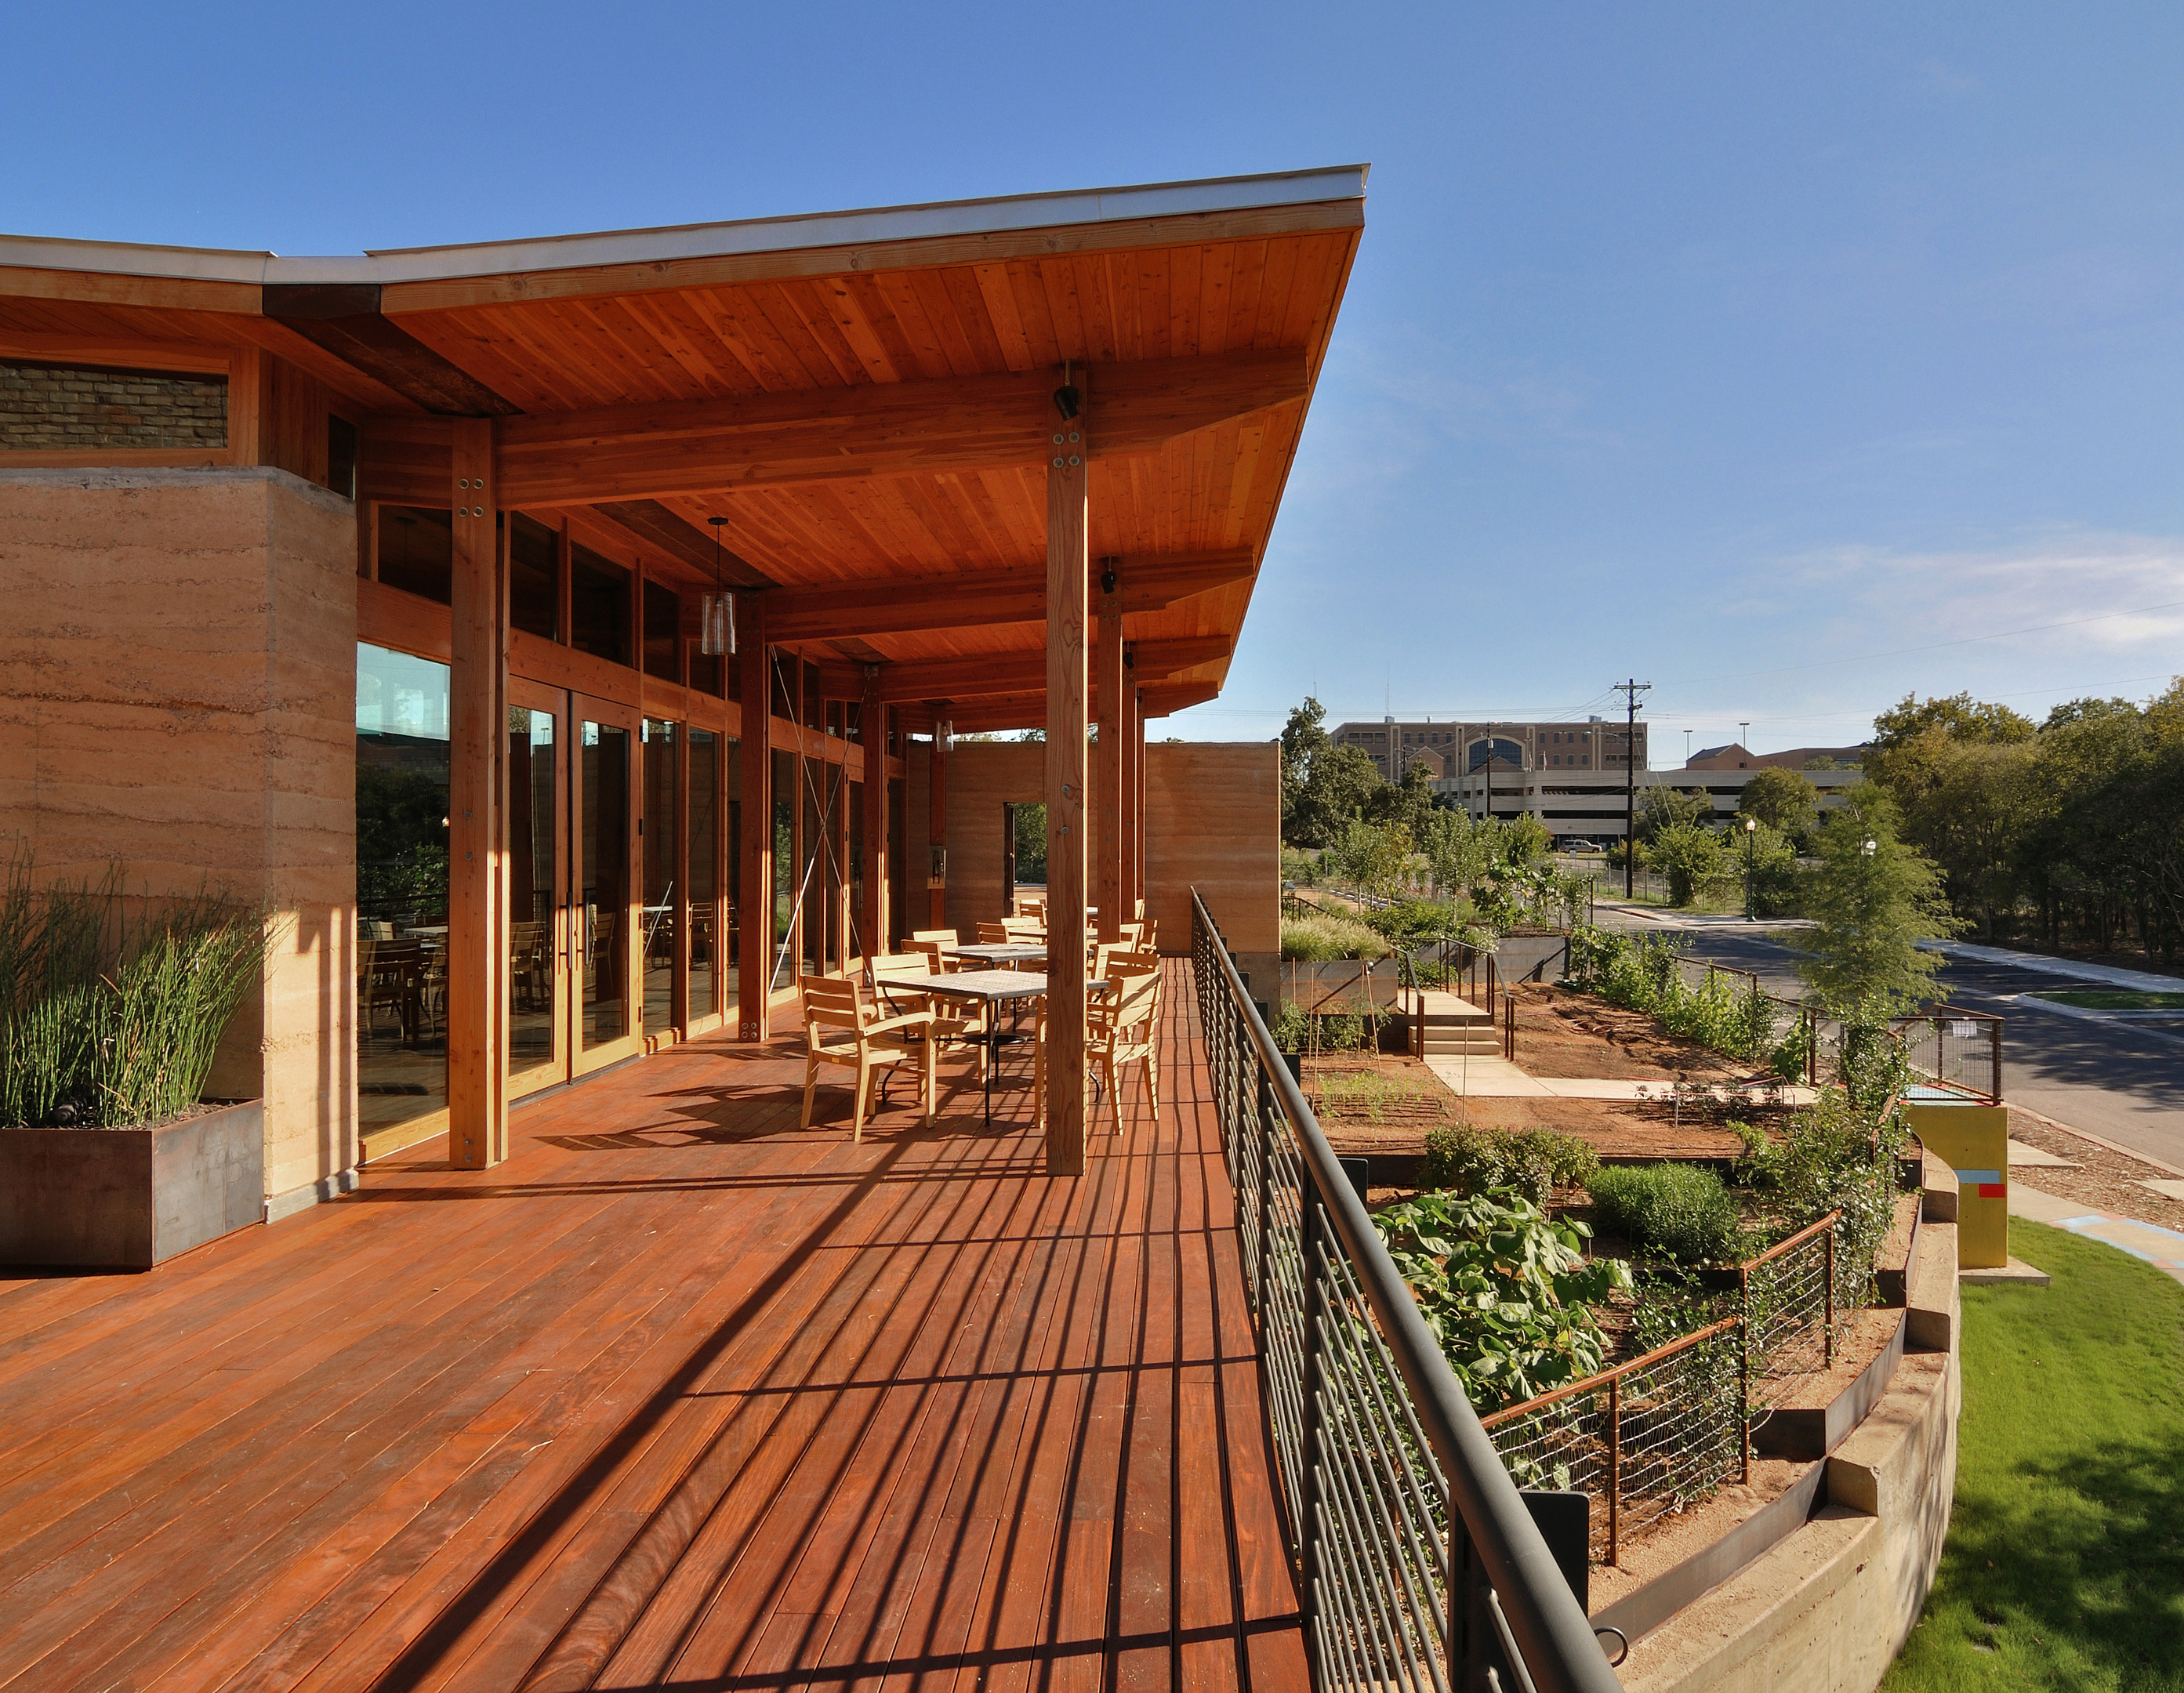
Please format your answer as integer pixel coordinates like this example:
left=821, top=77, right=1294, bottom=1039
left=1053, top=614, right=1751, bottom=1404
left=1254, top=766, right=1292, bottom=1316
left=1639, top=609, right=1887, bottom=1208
left=1594, top=905, right=2184, bottom=1171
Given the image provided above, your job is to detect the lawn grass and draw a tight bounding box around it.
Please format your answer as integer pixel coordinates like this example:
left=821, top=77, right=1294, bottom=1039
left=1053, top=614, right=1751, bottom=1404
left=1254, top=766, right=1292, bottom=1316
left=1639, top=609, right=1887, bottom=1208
left=2030, top=989, right=2184, bottom=1011
left=1882, top=1220, right=2184, bottom=1691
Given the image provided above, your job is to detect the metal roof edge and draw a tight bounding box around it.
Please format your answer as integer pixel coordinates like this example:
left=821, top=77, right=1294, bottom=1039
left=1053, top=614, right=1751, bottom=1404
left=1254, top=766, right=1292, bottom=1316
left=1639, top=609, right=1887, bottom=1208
left=0, top=165, right=1368, bottom=292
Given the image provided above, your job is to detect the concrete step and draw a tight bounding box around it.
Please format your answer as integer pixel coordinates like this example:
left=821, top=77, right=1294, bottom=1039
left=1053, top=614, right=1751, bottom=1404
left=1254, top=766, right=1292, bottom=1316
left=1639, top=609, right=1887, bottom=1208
left=1421, top=1031, right=1502, bottom=1056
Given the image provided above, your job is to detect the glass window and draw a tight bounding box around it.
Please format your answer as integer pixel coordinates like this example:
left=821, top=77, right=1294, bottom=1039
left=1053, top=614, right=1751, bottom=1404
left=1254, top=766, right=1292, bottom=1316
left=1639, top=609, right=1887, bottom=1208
left=355, top=643, right=450, bottom=1138
left=510, top=513, right=560, bottom=641
left=582, top=720, right=632, bottom=1047
left=327, top=416, right=357, bottom=500
left=772, top=749, right=796, bottom=963
left=689, top=728, right=720, bottom=1020
left=849, top=778, right=865, bottom=960
left=571, top=544, right=631, bottom=667
left=642, top=719, right=677, bottom=1034
left=689, top=652, right=724, bottom=698
left=376, top=506, right=452, bottom=604
left=643, top=578, right=680, bottom=681
left=724, top=736, right=742, bottom=1010
left=508, top=707, right=557, bottom=1076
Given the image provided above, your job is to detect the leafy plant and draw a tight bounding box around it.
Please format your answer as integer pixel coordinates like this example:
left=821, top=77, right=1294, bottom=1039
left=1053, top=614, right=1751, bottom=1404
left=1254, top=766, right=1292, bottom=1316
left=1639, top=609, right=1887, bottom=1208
left=1421, top=1123, right=1600, bottom=1206
left=1587, top=1162, right=1750, bottom=1265
left=1642, top=821, right=1734, bottom=908
left=1271, top=999, right=1309, bottom=1053
left=1374, top=1187, right=1634, bottom=1415
left=1318, top=1068, right=1431, bottom=1122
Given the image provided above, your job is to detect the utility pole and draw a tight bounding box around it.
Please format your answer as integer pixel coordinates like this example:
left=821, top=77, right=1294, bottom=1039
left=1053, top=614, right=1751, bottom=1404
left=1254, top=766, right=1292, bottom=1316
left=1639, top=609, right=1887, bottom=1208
left=1614, top=678, right=1652, bottom=897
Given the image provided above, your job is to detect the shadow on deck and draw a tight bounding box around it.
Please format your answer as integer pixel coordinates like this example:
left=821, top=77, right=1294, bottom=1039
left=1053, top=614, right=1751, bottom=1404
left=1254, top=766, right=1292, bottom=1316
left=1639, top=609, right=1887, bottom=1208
left=0, top=962, right=1304, bottom=1692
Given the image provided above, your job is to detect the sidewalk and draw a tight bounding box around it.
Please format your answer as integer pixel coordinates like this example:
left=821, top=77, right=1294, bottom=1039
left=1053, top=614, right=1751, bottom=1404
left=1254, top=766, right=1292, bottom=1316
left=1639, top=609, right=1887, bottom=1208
left=1920, top=937, right=2184, bottom=993
left=2012, top=1183, right=2184, bottom=1286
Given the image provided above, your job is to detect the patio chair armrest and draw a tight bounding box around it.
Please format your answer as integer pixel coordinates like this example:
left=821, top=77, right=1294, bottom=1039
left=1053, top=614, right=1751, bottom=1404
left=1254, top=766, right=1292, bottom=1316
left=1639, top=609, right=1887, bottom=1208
left=865, top=1010, right=935, bottom=1036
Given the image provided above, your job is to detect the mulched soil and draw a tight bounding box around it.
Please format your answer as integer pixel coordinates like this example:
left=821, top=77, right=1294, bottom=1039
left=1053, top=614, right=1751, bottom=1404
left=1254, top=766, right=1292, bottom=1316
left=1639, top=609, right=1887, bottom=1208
left=1507, top=983, right=1763, bottom=1083
left=2003, top=1108, right=2184, bottom=1233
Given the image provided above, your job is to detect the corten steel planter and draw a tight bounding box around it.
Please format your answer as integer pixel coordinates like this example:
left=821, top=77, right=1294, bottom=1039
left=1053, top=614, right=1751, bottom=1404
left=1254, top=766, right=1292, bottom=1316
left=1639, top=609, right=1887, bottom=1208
left=0, top=1100, right=263, bottom=1269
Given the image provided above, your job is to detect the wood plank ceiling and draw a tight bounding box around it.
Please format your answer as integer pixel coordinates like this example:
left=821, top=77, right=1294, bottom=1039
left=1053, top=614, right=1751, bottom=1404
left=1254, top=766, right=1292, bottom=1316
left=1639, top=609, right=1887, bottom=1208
left=0, top=178, right=1365, bottom=720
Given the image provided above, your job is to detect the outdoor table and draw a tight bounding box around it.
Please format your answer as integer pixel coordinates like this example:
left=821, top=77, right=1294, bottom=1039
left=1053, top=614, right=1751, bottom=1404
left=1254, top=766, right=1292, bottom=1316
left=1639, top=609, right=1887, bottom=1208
left=952, top=943, right=1047, bottom=968
left=884, top=970, right=1110, bottom=1126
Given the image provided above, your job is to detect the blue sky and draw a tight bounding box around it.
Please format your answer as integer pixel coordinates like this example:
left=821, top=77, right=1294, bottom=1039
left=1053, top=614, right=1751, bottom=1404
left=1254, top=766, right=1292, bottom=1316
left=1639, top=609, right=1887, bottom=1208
left=12, top=4, right=2181, bottom=757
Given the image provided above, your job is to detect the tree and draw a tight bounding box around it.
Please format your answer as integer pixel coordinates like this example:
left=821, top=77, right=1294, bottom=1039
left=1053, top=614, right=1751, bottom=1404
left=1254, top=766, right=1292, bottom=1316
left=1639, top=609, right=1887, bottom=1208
left=1798, top=785, right=1960, bottom=1010
left=1368, top=756, right=1441, bottom=837
left=1737, top=767, right=1820, bottom=843
left=1335, top=817, right=1414, bottom=903
left=1634, top=785, right=1711, bottom=844
left=1867, top=691, right=2034, bottom=790
left=1642, top=821, right=1732, bottom=907
left=1896, top=738, right=2042, bottom=941
left=1280, top=697, right=1386, bottom=847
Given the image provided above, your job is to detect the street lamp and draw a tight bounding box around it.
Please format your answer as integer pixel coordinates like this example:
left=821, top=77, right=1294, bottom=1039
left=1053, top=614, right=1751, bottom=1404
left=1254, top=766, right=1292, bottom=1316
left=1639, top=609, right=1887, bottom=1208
left=1743, top=816, right=1758, bottom=921
left=1862, top=838, right=1877, bottom=857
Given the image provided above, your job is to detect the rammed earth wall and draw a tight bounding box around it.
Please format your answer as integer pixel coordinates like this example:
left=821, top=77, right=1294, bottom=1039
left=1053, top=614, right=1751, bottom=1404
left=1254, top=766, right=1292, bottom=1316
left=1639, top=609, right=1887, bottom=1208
left=0, top=466, right=360, bottom=1214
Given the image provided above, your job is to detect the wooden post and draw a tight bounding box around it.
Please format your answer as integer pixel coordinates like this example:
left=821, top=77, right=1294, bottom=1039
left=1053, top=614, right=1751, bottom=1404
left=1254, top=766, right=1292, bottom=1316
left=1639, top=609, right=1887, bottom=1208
left=862, top=677, right=888, bottom=957
left=1096, top=571, right=1124, bottom=944
left=737, top=596, right=772, bottom=1040
left=832, top=750, right=851, bottom=970
left=1046, top=379, right=1090, bottom=1176
left=1130, top=685, right=1146, bottom=916
left=447, top=419, right=508, bottom=1168
left=928, top=721, right=949, bottom=929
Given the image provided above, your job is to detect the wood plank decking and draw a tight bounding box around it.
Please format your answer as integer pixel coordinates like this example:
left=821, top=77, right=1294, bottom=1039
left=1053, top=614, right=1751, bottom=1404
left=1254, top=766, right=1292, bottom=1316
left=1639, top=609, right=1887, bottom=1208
left=0, top=963, right=1305, bottom=1692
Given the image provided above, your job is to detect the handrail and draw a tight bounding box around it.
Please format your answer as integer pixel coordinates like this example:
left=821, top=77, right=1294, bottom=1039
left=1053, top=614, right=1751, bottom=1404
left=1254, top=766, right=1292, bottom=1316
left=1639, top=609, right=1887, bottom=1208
left=1192, top=887, right=1620, bottom=1693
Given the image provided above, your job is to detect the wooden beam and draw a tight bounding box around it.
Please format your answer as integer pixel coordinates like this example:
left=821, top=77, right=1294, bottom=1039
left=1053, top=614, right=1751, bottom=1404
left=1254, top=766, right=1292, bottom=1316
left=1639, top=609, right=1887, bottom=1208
left=1141, top=680, right=1221, bottom=717
left=871, top=635, right=1228, bottom=704
left=737, top=599, right=773, bottom=1039
left=495, top=351, right=1307, bottom=507
left=263, top=283, right=522, bottom=417
left=446, top=420, right=508, bottom=1168
left=1096, top=573, right=1125, bottom=944
left=1046, top=387, right=1090, bottom=1177
left=764, top=549, right=1254, bottom=641
left=593, top=500, right=773, bottom=589
left=764, top=553, right=1249, bottom=646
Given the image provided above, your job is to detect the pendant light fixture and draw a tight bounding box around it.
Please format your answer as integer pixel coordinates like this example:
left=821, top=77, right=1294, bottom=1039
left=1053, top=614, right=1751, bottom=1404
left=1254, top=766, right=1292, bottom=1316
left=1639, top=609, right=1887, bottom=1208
left=701, top=516, right=737, bottom=656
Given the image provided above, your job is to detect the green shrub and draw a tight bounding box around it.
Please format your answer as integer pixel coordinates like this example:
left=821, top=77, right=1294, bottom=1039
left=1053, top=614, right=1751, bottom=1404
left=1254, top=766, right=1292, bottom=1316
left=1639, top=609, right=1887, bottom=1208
left=1743, top=1089, right=1900, bottom=1307
left=1271, top=999, right=1308, bottom=1053
left=1587, top=1162, right=1749, bottom=1265
left=1374, top=1186, right=1634, bottom=1416
left=1420, top=1123, right=1599, bottom=1205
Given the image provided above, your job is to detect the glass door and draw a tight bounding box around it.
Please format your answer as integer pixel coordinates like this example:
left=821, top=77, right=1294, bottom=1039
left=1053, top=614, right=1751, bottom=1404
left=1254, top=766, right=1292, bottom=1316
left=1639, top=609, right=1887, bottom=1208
left=640, top=718, right=678, bottom=1038
left=574, top=695, right=644, bottom=1074
left=507, top=680, right=567, bottom=1097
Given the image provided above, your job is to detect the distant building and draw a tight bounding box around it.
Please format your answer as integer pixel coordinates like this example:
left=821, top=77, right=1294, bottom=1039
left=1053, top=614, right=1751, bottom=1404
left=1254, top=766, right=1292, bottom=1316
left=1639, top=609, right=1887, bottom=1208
left=1332, top=716, right=1648, bottom=781
left=1686, top=741, right=1866, bottom=772
left=1431, top=765, right=1863, bottom=843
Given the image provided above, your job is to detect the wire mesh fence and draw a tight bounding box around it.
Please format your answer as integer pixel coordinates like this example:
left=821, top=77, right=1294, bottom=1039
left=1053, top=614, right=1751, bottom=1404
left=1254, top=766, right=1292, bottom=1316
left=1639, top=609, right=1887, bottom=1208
left=1482, top=1211, right=1845, bottom=1568
left=1887, top=1006, right=2003, bottom=1104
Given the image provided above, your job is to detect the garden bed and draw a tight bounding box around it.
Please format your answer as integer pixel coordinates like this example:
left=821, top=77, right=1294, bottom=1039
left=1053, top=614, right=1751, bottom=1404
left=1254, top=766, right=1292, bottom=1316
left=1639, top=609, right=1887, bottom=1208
left=1511, top=983, right=1770, bottom=1082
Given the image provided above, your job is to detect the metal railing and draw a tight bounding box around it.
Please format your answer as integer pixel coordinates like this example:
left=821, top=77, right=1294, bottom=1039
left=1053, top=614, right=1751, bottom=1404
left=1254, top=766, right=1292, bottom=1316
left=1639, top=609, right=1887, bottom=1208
left=1887, top=1006, right=2003, bottom=1104
left=1480, top=1211, right=1844, bottom=1568
left=1193, top=889, right=1620, bottom=1693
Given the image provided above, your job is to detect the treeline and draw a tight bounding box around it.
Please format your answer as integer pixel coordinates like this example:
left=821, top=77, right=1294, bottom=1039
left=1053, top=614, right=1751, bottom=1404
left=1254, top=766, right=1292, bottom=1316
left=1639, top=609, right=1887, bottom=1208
left=1867, top=683, right=2184, bottom=959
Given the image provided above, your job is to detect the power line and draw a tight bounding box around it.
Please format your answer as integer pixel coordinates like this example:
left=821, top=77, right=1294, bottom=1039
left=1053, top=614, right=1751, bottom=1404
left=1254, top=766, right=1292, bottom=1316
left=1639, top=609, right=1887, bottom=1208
left=1613, top=679, right=1651, bottom=898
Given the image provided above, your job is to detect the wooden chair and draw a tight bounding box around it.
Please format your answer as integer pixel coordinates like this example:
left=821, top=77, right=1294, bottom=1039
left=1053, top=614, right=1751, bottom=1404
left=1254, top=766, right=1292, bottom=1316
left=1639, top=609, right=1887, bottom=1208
left=1034, top=962, right=1162, bottom=1133
left=798, top=973, right=934, bottom=1142
left=872, top=950, right=991, bottom=1082
left=910, top=929, right=962, bottom=972
left=976, top=921, right=1014, bottom=945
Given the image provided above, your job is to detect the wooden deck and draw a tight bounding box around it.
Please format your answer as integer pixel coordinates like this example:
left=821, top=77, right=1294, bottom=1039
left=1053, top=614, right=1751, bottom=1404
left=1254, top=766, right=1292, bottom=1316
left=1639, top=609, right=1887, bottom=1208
left=0, top=963, right=1304, bottom=1692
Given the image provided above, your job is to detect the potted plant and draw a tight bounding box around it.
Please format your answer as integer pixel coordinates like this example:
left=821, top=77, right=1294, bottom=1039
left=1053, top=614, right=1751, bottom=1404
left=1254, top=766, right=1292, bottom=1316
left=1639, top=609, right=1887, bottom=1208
left=0, top=850, right=270, bottom=1269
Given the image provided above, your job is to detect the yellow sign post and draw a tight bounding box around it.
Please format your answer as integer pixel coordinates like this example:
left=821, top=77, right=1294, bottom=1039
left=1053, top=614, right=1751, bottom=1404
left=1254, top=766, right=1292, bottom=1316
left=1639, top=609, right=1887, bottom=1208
left=1902, top=1100, right=2010, bottom=1269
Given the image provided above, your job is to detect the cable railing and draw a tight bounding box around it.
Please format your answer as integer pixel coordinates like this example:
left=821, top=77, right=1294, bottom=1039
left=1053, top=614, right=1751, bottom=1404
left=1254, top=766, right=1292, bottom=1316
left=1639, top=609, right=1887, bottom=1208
left=1193, top=888, right=1621, bottom=1693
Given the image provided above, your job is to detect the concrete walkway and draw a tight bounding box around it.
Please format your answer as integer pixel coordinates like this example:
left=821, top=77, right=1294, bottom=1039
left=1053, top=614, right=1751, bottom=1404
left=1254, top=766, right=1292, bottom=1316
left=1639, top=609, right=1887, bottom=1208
left=1420, top=1053, right=1817, bottom=1104
left=2012, top=1183, right=2184, bottom=1286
